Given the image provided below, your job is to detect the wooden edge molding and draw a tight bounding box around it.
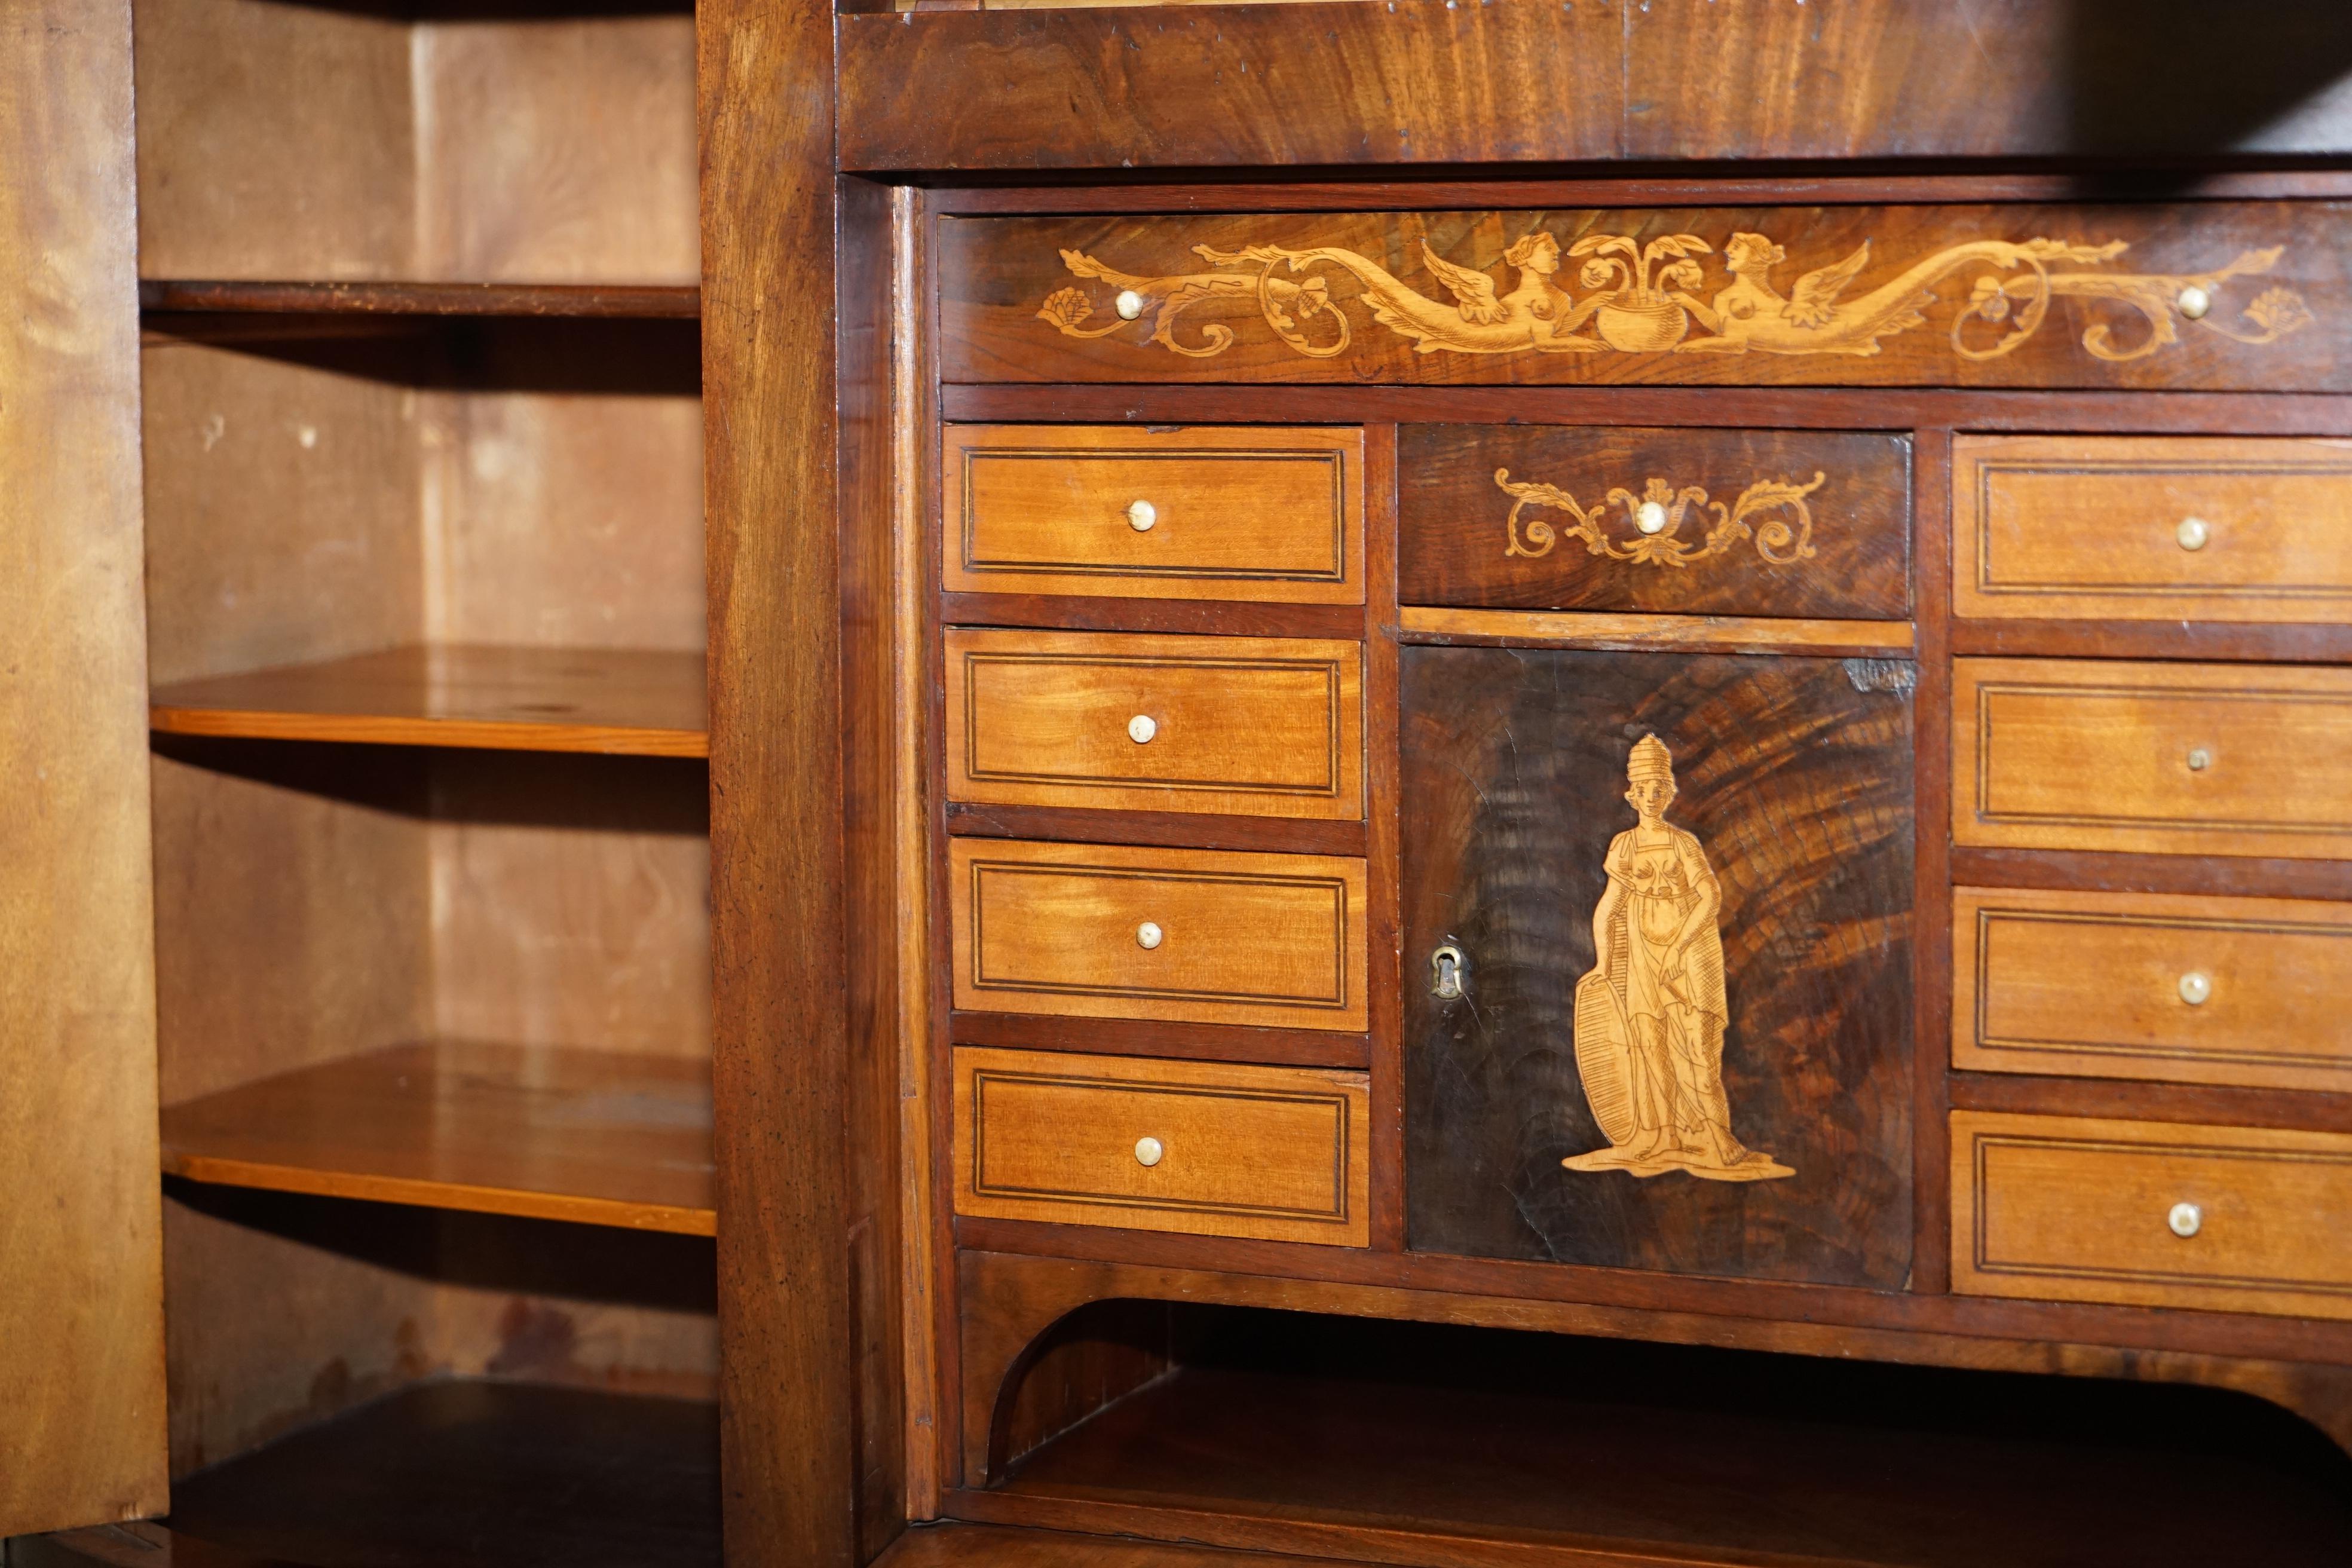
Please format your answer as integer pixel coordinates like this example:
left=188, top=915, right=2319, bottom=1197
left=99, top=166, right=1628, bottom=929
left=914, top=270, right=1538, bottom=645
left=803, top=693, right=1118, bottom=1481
left=159, top=1152, right=719, bottom=1238
left=148, top=706, right=710, bottom=758
left=1396, top=607, right=1916, bottom=657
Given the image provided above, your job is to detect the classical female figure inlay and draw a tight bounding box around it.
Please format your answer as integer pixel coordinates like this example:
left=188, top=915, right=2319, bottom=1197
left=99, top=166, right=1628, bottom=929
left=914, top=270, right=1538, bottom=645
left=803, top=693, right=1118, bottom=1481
left=1037, top=226, right=2312, bottom=365
left=1566, top=735, right=1793, bottom=1183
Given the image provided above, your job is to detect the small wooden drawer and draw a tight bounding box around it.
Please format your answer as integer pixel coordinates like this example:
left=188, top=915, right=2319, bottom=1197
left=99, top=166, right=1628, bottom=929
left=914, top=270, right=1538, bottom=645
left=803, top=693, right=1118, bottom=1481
left=1955, top=887, right=2352, bottom=1092
left=945, top=628, right=1364, bottom=820
left=1952, top=1110, right=2352, bottom=1321
left=950, top=838, right=1368, bottom=1031
left=1953, top=657, right=2352, bottom=860
left=942, top=424, right=1364, bottom=603
left=1398, top=425, right=1911, bottom=620
left=951, top=1046, right=1370, bottom=1245
left=1956, top=435, right=2352, bottom=624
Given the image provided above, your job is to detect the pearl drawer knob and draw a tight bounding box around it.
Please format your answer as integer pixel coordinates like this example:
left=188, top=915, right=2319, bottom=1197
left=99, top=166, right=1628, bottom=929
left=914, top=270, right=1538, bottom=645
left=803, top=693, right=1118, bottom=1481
left=2176, top=516, right=2210, bottom=551
left=1127, top=498, right=1157, bottom=532
left=2177, top=285, right=2212, bottom=320
left=1634, top=500, right=1668, bottom=535
left=1134, top=1136, right=1165, bottom=1168
left=2178, top=970, right=2212, bottom=1006
left=2169, top=1202, right=2203, bottom=1239
left=2186, top=746, right=2213, bottom=773
left=1127, top=713, right=1157, bottom=744
left=1136, top=921, right=1163, bottom=950
left=1114, top=289, right=1146, bottom=321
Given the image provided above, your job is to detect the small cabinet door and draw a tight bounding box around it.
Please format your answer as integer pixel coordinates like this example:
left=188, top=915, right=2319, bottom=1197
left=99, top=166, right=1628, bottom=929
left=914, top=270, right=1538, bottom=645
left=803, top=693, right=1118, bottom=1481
left=1402, top=647, right=1915, bottom=1288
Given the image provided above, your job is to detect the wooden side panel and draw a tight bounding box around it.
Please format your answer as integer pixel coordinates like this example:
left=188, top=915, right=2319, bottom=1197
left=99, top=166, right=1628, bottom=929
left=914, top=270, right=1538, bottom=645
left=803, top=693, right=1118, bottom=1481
left=952, top=1048, right=1370, bottom=1246
left=1955, top=434, right=2352, bottom=624
left=1955, top=886, right=2352, bottom=1092
left=1955, top=657, right=2352, bottom=860
left=942, top=204, right=2350, bottom=390
left=0, top=0, right=169, bottom=1530
left=1953, top=1110, right=2352, bottom=1321
left=1399, top=425, right=1912, bottom=620
left=1401, top=647, right=1914, bottom=1288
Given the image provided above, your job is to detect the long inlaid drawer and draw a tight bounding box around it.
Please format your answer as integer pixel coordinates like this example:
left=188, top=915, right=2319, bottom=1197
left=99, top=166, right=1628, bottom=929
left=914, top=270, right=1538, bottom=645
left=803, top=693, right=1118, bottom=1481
left=1953, top=657, right=2352, bottom=860
left=950, top=838, right=1368, bottom=1031
left=942, top=424, right=1364, bottom=603
left=1955, top=887, right=2352, bottom=1092
left=1952, top=1110, right=2352, bottom=1321
left=1956, top=436, right=2352, bottom=624
left=945, top=628, right=1365, bottom=819
left=1398, top=425, right=1911, bottom=620
left=951, top=1046, right=1370, bottom=1245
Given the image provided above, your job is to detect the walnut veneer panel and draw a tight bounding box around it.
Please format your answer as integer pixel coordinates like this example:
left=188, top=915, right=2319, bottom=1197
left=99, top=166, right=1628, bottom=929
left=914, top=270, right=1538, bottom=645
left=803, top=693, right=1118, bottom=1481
left=944, top=628, right=1364, bottom=819
left=944, top=425, right=1363, bottom=603
left=1954, top=657, right=2352, bottom=860
left=1955, top=886, right=2352, bottom=1092
left=1954, top=1110, right=2352, bottom=1321
left=952, top=1047, right=1370, bottom=1246
left=950, top=839, right=1368, bottom=1032
left=1956, top=435, right=2352, bottom=624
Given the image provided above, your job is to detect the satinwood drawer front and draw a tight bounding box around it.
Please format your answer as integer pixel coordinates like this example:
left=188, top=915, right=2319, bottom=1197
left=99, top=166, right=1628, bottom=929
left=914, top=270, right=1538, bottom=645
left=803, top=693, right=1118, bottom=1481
left=1956, top=435, right=2352, bottom=624
left=1955, top=887, right=2352, bottom=1093
left=1954, top=657, right=2352, bottom=860
left=944, top=628, right=1365, bottom=820
left=1398, top=425, right=1911, bottom=621
left=1953, top=1110, right=2352, bottom=1321
left=950, top=838, right=1368, bottom=1032
left=951, top=1046, right=1370, bottom=1245
left=942, top=424, right=1364, bottom=603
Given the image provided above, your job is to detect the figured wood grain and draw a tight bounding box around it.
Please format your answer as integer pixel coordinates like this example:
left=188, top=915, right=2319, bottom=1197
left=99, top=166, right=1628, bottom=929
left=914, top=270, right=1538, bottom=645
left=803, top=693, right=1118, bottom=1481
left=942, top=204, right=2350, bottom=390
left=1398, top=608, right=1916, bottom=656
left=950, top=839, right=1369, bottom=1032
left=1955, top=657, right=2352, bottom=860
left=944, top=425, right=1363, bottom=603
left=159, top=1040, right=715, bottom=1235
left=1954, top=1110, right=2352, bottom=1322
left=0, top=0, right=170, bottom=1531
left=1955, top=886, right=2352, bottom=1092
left=945, top=628, right=1363, bottom=819
left=952, top=1048, right=1370, bottom=1247
left=1399, top=425, right=1912, bottom=619
left=1956, top=434, right=2352, bottom=624
left=149, top=645, right=708, bottom=756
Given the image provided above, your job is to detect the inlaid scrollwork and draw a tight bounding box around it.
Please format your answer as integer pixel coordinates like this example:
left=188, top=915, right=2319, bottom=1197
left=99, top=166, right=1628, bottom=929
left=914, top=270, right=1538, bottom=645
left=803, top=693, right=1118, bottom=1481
left=1496, top=467, right=1827, bottom=569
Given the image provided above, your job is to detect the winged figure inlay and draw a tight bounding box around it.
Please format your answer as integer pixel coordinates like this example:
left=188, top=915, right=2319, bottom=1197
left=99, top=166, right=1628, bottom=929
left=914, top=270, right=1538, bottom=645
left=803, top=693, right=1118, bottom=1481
left=1036, top=227, right=2314, bottom=363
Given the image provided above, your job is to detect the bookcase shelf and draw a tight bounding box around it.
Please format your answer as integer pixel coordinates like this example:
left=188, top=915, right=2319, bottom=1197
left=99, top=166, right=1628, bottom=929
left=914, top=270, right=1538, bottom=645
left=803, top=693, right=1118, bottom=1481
left=140, top=280, right=702, bottom=320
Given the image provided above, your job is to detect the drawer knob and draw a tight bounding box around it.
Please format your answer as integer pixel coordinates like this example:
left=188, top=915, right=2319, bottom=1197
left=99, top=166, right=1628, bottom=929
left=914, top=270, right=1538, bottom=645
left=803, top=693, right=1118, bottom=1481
left=1126, top=498, right=1158, bottom=532
left=1134, top=1135, right=1165, bottom=1168
left=1114, top=289, right=1146, bottom=321
left=2177, top=284, right=2212, bottom=321
left=2169, top=1201, right=2203, bottom=1239
left=2186, top=746, right=2213, bottom=773
left=1136, top=921, right=1164, bottom=950
left=1634, top=499, right=1669, bottom=535
left=2178, top=970, right=2213, bottom=1006
left=2176, top=515, right=2211, bottom=551
left=1126, top=713, right=1158, bottom=744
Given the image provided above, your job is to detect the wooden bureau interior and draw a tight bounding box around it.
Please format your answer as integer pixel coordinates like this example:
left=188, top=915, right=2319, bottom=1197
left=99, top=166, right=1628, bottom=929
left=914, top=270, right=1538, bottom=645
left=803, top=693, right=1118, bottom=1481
left=905, top=188, right=2352, bottom=1565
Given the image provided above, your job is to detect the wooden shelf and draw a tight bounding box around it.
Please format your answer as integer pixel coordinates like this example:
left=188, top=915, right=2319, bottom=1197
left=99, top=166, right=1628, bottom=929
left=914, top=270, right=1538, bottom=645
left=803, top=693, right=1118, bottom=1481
left=160, top=1040, right=716, bottom=1236
left=149, top=645, right=708, bottom=758
left=139, top=279, right=702, bottom=320
left=23, top=1382, right=718, bottom=1568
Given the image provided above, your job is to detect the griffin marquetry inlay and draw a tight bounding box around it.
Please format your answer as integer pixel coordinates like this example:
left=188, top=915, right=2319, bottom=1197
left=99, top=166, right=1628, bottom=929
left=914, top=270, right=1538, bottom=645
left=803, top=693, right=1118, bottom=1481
left=1497, top=467, right=1826, bottom=568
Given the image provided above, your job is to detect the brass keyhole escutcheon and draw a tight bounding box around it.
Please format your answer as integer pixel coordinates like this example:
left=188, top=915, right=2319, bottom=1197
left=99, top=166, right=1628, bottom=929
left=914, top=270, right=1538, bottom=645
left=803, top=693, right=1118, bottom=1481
left=1431, top=944, right=1465, bottom=999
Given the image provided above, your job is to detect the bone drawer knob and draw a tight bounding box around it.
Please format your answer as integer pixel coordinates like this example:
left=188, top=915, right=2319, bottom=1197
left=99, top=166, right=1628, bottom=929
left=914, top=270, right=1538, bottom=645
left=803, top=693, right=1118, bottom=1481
left=2176, top=285, right=2212, bottom=320
left=2186, top=746, right=2213, bottom=773
left=1127, top=713, right=1157, bottom=744
left=2178, top=970, right=2212, bottom=1006
left=1126, top=498, right=1157, bottom=532
left=2176, top=516, right=2210, bottom=551
left=1634, top=500, right=1668, bottom=535
left=1114, top=289, right=1146, bottom=321
left=2169, top=1202, right=2203, bottom=1239
left=1134, top=1136, right=1165, bottom=1168
left=1136, top=921, right=1163, bottom=950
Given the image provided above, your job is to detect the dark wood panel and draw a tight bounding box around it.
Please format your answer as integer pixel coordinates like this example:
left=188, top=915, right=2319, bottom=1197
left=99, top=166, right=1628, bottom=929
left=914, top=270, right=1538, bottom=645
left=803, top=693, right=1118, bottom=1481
left=871, top=1521, right=1371, bottom=1568
left=1952, top=618, right=2352, bottom=664
left=942, top=593, right=1364, bottom=641
left=1951, top=847, right=2352, bottom=902
left=1401, top=647, right=1914, bottom=1288
left=950, top=1012, right=1370, bottom=1072
left=942, top=204, right=2347, bottom=390
left=1399, top=425, right=1911, bottom=618
left=947, top=802, right=1365, bottom=858
left=843, top=1, right=2352, bottom=171
left=1950, top=1073, right=2352, bottom=1137
left=1910, top=430, right=1958, bottom=1297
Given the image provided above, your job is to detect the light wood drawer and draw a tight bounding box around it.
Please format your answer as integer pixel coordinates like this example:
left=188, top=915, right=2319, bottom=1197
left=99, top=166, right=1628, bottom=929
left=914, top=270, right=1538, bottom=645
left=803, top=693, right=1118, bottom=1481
left=951, top=1046, right=1370, bottom=1245
left=943, top=424, right=1364, bottom=603
left=1955, top=887, right=2352, bottom=1092
left=1953, top=657, right=2352, bottom=860
left=1952, top=1110, right=2352, bottom=1321
left=950, top=838, right=1367, bottom=1031
left=1956, top=436, right=2352, bottom=624
left=945, top=628, right=1364, bottom=820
